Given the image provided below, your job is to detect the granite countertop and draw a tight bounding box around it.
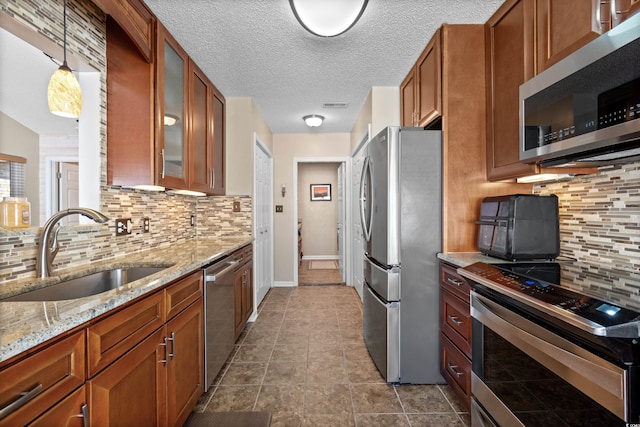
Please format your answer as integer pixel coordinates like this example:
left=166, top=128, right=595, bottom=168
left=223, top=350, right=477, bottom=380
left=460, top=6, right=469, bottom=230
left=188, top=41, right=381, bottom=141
left=0, top=236, right=252, bottom=364
left=437, top=252, right=508, bottom=268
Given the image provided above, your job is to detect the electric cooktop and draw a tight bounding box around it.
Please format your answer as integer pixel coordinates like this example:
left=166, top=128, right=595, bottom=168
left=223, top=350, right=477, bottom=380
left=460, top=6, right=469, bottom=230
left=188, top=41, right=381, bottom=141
left=460, top=261, right=640, bottom=339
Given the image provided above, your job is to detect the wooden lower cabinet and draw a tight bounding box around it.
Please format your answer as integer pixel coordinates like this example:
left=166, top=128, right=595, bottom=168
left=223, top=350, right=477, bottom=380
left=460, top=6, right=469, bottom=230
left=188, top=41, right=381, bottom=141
left=88, top=328, right=166, bottom=427
left=0, top=331, right=85, bottom=427
left=29, top=385, right=87, bottom=427
left=439, top=262, right=472, bottom=411
left=234, top=247, right=254, bottom=338
left=166, top=300, right=204, bottom=427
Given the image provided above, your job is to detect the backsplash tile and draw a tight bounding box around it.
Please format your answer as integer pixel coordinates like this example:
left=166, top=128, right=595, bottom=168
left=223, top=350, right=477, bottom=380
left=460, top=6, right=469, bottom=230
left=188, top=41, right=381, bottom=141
left=535, top=161, right=640, bottom=305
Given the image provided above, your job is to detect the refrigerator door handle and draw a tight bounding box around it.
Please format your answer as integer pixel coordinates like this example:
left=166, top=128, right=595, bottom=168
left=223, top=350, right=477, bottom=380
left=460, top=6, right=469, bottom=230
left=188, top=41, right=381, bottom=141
left=359, top=157, right=373, bottom=242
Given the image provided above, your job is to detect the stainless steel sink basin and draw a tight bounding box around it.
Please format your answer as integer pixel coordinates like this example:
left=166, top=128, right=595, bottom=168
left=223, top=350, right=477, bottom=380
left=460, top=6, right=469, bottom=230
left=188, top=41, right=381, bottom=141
left=4, top=266, right=169, bottom=302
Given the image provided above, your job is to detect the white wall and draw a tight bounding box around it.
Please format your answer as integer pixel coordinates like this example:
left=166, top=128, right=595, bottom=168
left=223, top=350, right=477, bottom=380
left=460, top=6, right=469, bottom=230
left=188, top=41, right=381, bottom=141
left=273, top=133, right=351, bottom=284
left=298, top=163, right=340, bottom=257
left=350, top=86, right=400, bottom=151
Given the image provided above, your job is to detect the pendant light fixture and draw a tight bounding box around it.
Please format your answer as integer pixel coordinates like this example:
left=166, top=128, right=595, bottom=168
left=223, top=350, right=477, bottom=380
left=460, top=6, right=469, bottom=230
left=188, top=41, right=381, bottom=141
left=290, top=0, right=368, bottom=37
left=48, top=0, right=82, bottom=118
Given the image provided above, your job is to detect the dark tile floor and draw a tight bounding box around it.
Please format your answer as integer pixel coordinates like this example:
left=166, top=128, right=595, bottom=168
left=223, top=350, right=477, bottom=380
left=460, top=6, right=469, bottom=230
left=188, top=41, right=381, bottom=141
left=194, top=285, right=470, bottom=426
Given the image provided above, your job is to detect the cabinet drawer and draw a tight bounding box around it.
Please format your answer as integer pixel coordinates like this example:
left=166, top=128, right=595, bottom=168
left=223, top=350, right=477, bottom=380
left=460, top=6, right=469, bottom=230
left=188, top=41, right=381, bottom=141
left=440, top=332, right=471, bottom=411
left=440, top=287, right=471, bottom=358
left=440, top=262, right=471, bottom=300
left=87, top=291, right=164, bottom=377
left=165, top=271, right=203, bottom=320
left=28, top=385, right=86, bottom=427
left=0, top=331, right=85, bottom=427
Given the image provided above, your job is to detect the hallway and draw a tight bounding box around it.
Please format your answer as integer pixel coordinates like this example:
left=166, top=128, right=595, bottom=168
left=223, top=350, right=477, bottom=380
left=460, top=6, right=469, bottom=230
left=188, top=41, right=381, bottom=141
left=297, top=260, right=344, bottom=285
left=194, top=285, right=469, bottom=426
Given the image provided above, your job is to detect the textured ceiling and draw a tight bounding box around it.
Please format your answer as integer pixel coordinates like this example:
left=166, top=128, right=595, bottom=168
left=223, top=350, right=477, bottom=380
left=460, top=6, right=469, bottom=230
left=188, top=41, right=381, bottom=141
left=144, top=0, right=505, bottom=134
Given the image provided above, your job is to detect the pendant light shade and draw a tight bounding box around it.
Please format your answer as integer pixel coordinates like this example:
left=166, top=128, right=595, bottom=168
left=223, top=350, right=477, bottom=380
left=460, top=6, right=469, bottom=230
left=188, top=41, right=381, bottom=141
left=48, top=0, right=82, bottom=118
left=290, top=0, right=368, bottom=37
left=48, top=63, right=82, bottom=118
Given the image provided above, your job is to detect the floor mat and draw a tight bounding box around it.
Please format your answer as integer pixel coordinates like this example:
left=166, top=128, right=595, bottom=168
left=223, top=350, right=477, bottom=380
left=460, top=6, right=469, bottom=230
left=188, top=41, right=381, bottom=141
left=308, top=260, right=338, bottom=270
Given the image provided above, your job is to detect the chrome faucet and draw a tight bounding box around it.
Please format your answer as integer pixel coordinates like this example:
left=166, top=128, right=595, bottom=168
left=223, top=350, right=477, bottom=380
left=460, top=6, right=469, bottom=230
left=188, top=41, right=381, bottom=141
left=36, top=208, right=109, bottom=279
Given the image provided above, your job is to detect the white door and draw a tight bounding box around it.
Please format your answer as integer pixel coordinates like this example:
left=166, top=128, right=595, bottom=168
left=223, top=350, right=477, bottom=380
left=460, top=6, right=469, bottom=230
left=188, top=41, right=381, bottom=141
left=337, top=163, right=345, bottom=281
left=254, top=137, right=273, bottom=307
left=58, top=162, right=79, bottom=225
left=351, top=138, right=368, bottom=300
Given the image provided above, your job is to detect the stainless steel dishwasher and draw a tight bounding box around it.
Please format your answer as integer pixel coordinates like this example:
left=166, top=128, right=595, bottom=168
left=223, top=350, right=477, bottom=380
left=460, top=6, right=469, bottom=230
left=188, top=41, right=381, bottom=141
left=203, top=252, right=239, bottom=390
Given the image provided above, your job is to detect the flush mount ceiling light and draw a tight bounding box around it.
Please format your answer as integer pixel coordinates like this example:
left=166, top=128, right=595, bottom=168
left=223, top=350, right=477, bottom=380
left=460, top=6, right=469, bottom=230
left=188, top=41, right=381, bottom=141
left=289, top=0, right=368, bottom=37
left=164, top=114, right=178, bottom=126
left=48, top=0, right=82, bottom=118
left=303, top=114, right=324, bottom=128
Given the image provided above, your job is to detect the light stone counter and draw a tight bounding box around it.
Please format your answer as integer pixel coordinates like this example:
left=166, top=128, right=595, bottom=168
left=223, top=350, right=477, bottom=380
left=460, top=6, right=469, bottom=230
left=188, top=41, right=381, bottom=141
left=0, top=236, right=252, bottom=364
left=437, top=252, right=508, bottom=268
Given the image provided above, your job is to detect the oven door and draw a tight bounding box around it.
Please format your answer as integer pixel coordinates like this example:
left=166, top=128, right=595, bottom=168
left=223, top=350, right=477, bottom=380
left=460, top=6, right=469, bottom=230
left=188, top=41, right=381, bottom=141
left=470, top=291, right=628, bottom=427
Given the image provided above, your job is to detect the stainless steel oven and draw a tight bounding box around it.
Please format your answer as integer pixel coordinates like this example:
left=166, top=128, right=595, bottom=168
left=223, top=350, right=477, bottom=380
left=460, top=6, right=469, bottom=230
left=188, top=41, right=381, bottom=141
left=460, top=262, right=640, bottom=427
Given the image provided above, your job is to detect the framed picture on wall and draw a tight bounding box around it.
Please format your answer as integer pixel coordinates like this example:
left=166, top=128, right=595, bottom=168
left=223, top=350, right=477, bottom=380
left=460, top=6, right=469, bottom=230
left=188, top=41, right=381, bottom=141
left=310, top=184, right=331, bottom=201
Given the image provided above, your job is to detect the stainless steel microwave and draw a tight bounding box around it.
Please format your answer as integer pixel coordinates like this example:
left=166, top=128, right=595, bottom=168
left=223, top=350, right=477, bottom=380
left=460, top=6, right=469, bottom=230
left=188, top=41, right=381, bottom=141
left=520, top=12, right=640, bottom=167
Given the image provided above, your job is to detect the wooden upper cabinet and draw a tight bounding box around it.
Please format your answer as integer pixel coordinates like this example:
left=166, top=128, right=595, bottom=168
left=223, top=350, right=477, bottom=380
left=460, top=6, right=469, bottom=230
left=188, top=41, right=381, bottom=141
left=156, top=22, right=190, bottom=190
left=188, top=61, right=226, bottom=195
left=211, top=87, right=226, bottom=195
left=93, top=0, right=155, bottom=62
left=536, top=0, right=609, bottom=73
left=485, top=0, right=539, bottom=181
left=400, top=29, right=442, bottom=127
left=400, top=70, right=416, bottom=126
left=416, top=30, right=442, bottom=127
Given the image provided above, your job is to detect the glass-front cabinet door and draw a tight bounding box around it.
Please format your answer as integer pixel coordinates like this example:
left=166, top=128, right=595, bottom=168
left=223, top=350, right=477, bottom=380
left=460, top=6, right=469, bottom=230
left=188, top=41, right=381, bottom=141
left=156, top=23, right=189, bottom=190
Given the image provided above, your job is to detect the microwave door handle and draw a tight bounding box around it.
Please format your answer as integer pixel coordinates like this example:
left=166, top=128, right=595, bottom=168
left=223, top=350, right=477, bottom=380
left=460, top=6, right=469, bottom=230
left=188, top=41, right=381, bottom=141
left=359, top=158, right=372, bottom=242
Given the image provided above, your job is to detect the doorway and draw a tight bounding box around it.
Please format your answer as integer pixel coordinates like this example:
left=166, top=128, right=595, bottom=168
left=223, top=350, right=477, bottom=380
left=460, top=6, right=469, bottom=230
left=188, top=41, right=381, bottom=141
left=253, top=134, right=273, bottom=307
left=293, top=158, right=349, bottom=285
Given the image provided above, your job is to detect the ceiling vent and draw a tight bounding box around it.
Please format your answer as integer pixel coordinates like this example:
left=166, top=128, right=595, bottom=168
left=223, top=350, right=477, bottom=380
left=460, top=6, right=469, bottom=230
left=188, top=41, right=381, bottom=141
left=323, top=102, right=349, bottom=109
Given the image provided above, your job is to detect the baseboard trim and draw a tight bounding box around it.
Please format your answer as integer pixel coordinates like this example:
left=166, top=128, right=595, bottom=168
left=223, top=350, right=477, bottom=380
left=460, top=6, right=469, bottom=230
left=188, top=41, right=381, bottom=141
left=273, top=281, right=297, bottom=287
left=301, top=255, right=339, bottom=261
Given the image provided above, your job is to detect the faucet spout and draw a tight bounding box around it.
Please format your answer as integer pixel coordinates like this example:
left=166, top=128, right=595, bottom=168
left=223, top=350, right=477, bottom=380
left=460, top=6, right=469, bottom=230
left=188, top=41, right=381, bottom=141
left=36, top=208, right=110, bottom=279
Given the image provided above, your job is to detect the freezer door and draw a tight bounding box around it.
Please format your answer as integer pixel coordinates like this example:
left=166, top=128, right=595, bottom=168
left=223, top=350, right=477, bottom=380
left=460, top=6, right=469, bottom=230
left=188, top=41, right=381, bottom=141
left=363, top=283, right=400, bottom=383
left=364, top=255, right=400, bottom=301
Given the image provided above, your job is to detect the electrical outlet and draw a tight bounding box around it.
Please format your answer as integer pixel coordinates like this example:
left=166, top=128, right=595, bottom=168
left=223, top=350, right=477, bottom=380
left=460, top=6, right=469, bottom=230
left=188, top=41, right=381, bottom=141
left=233, top=201, right=241, bottom=212
left=143, top=217, right=150, bottom=233
left=275, top=205, right=283, bottom=213
left=190, top=215, right=195, bottom=226
left=115, top=218, right=132, bottom=236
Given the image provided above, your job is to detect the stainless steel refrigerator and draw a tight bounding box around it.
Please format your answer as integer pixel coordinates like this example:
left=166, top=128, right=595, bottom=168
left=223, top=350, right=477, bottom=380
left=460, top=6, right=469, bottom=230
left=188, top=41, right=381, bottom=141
left=360, top=126, right=444, bottom=384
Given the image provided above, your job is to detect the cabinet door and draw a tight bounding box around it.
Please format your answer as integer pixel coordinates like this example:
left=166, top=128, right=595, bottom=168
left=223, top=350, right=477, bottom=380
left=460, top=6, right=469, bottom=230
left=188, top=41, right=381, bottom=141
left=416, top=29, right=442, bottom=127
left=0, top=331, right=85, bottom=427
left=188, top=60, right=214, bottom=194
left=485, top=0, right=539, bottom=181
left=233, top=268, right=244, bottom=338
left=88, top=328, right=166, bottom=427
left=156, top=22, right=190, bottom=190
left=211, top=87, right=226, bottom=195
left=28, top=385, right=87, bottom=427
left=166, top=300, right=204, bottom=427
left=536, top=0, right=608, bottom=73
left=242, top=264, right=254, bottom=322
left=400, top=68, right=416, bottom=126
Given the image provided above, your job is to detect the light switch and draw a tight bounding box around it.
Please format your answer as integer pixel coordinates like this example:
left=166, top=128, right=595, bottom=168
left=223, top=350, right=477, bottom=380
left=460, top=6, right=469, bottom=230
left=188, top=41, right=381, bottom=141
left=275, top=205, right=283, bottom=213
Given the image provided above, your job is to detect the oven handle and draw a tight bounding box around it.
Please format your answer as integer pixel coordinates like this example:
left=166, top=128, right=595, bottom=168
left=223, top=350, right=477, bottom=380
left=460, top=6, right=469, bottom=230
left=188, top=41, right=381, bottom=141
left=471, top=291, right=628, bottom=421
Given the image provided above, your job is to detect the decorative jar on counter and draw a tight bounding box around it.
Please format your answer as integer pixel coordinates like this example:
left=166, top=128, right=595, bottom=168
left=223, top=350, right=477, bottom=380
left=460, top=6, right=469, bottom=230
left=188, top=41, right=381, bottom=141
left=0, top=197, right=31, bottom=228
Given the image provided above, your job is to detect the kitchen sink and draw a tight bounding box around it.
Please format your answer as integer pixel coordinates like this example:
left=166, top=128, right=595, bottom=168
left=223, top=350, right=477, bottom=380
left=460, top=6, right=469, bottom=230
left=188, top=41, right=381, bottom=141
left=3, top=266, right=170, bottom=302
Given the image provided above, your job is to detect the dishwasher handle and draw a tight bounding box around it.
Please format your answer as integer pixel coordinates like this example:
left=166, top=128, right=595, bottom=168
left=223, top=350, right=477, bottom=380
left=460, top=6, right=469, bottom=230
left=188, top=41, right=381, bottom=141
left=205, top=260, right=238, bottom=282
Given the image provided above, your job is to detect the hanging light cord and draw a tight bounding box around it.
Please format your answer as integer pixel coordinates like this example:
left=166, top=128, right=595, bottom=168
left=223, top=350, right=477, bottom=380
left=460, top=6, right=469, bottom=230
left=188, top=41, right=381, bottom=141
left=62, top=0, right=68, bottom=66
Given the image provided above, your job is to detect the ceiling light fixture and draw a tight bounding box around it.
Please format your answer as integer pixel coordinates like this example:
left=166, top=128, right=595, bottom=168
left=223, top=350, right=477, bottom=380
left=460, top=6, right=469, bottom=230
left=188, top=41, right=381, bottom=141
left=48, top=0, right=82, bottom=118
left=289, top=0, right=368, bottom=37
left=303, top=114, right=324, bottom=128
left=164, top=114, right=178, bottom=126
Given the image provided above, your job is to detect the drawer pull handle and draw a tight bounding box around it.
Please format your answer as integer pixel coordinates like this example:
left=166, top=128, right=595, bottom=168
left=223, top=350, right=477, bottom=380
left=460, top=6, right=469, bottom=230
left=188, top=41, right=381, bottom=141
left=447, top=363, right=463, bottom=378
left=0, top=383, right=43, bottom=420
left=71, top=403, right=89, bottom=427
left=159, top=336, right=169, bottom=365
left=448, top=315, right=463, bottom=326
left=446, top=277, right=463, bottom=287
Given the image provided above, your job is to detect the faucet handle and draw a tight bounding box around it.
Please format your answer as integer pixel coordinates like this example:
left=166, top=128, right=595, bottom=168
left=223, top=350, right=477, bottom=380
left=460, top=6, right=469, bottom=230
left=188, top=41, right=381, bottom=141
left=50, top=223, right=61, bottom=258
